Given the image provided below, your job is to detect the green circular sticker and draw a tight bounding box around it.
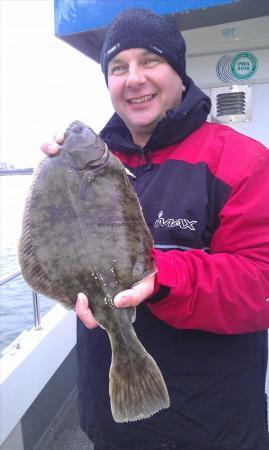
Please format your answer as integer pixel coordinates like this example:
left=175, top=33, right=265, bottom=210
left=231, top=52, right=258, bottom=80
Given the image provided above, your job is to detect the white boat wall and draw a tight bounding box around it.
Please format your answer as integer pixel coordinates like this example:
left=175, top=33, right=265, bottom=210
left=0, top=306, right=77, bottom=449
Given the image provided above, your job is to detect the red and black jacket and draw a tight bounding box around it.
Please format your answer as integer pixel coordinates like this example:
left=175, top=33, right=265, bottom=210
left=77, top=78, right=269, bottom=450
left=113, top=122, right=269, bottom=335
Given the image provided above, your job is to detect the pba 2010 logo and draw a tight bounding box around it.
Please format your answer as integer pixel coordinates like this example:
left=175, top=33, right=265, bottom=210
left=216, top=52, right=258, bottom=82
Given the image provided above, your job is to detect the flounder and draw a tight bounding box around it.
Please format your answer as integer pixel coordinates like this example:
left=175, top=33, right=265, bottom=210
left=18, top=120, right=170, bottom=422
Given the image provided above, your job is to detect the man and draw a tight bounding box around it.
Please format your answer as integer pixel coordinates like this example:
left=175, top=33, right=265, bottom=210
left=43, top=8, right=269, bottom=450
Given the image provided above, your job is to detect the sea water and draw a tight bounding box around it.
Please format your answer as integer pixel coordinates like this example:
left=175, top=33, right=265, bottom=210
left=0, top=174, right=55, bottom=353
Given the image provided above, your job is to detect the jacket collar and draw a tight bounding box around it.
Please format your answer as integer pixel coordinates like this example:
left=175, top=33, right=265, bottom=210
left=100, top=77, right=211, bottom=153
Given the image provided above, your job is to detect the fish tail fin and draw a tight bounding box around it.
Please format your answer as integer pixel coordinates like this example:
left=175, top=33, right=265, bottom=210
left=108, top=331, right=170, bottom=422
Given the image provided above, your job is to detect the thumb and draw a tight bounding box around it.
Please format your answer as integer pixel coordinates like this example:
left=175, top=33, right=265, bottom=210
left=114, top=289, right=140, bottom=308
left=114, top=273, right=155, bottom=308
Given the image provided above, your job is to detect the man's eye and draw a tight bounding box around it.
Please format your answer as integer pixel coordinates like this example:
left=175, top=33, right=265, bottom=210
left=110, top=65, right=127, bottom=74
left=144, top=57, right=161, bottom=66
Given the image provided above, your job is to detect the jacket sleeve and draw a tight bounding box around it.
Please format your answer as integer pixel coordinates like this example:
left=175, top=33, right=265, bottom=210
left=147, top=147, right=269, bottom=334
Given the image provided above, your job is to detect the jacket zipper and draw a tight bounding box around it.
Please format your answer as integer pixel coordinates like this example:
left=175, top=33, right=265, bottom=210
left=134, top=147, right=146, bottom=178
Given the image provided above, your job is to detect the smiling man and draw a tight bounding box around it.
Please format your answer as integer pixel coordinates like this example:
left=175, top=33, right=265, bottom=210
left=43, top=7, right=269, bottom=450
left=107, top=48, right=186, bottom=147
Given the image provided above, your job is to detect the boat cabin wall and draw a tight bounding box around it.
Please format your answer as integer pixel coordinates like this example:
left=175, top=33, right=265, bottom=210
left=184, top=16, right=269, bottom=147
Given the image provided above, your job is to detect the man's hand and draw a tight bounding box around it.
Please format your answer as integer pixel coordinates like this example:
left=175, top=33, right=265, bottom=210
left=114, top=273, right=155, bottom=307
left=40, top=132, right=65, bottom=156
left=75, top=293, right=98, bottom=329
left=75, top=274, right=155, bottom=329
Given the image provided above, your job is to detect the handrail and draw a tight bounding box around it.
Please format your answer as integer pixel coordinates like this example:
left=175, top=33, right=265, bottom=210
left=1, top=171, right=41, bottom=332
left=0, top=269, right=42, bottom=330
left=0, top=168, right=33, bottom=176
left=0, top=270, right=22, bottom=286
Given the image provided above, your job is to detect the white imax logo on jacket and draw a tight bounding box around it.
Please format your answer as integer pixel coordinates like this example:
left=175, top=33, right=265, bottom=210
left=154, top=211, right=197, bottom=230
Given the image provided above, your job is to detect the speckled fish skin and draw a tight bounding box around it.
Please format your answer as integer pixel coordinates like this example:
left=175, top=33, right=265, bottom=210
left=18, top=120, right=170, bottom=422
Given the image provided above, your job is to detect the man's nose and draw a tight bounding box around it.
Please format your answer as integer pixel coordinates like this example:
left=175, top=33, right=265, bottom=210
left=125, top=66, right=145, bottom=88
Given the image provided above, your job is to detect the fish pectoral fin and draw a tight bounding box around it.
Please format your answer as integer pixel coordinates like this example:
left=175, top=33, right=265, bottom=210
left=124, top=167, right=136, bottom=179
left=126, top=306, right=136, bottom=324
left=108, top=331, right=170, bottom=423
left=131, top=307, right=136, bottom=323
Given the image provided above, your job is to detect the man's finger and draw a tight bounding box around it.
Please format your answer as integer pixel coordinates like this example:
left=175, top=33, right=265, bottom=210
left=75, top=293, right=98, bottom=329
left=53, top=132, right=65, bottom=144
left=114, top=273, right=156, bottom=308
left=114, top=289, right=140, bottom=308
left=40, top=142, right=61, bottom=156
left=40, top=132, right=64, bottom=156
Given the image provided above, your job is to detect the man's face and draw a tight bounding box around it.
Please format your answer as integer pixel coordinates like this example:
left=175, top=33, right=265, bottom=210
left=107, top=48, right=186, bottom=146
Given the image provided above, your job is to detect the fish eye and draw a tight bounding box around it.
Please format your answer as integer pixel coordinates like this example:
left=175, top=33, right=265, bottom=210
left=73, top=124, right=83, bottom=133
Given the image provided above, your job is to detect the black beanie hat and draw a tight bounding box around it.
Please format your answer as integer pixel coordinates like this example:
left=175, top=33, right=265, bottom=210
left=100, top=8, right=187, bottom=85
